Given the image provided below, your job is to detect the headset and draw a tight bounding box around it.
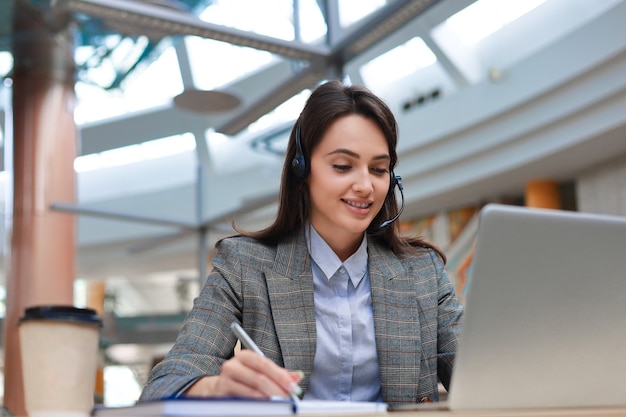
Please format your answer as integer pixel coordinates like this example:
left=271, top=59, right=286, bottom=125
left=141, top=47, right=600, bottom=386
left=291, top=122, right=405, bottom=229
left=291, top=124, right=308, bottom=179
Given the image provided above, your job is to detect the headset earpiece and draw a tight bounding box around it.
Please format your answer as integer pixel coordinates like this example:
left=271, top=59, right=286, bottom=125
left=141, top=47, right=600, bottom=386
left=291, top=124, right=308, bottom=180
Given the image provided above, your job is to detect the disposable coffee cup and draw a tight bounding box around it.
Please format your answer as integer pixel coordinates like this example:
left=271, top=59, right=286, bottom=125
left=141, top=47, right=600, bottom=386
left=19, top=305, right=102, bottom=417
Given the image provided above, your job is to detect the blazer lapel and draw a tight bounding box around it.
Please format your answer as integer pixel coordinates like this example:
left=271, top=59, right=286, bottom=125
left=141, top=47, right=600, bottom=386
left=368, top=242, right=421, bottom=404
left=264, top=234, right=423, bottom=400
left=265, top=232, right=316, bottom=390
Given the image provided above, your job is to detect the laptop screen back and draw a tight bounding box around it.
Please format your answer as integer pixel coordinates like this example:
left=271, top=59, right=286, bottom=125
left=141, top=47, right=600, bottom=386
left=448, top=204, right=626, bottom=410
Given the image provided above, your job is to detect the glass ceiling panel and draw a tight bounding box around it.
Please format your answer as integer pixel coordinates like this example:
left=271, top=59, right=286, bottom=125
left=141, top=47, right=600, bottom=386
left=67, top=0, right=625, bottom=178
left=75, top=35, right=150, bottom=89
left=189, top=0, right=328, bottom=90
left=0, top=51, right=12, bottom=78
left=0, top=285, right=5, bottom=316
left=445, top=0, right=548, bottom=46
left=247, top=89, right=311, bottom=134
left=185, top=37, right=278, bottom=91
left=338, top=0, right=387, bottom=29
left=71, top=0, right=410, bottom=130
left=360, top=37, right=436, bottom=93
left=296, top=0, right=327, bottom=43
left=196, top=0, right=332, bottom=44
left=199, top=0, right=296, bottom=41
left=75, top=45, right=183, bottom=125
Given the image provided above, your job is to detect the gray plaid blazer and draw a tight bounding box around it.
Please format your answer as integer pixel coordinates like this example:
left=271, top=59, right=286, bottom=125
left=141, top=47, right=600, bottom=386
left=140, top=230, right=463, bottom=406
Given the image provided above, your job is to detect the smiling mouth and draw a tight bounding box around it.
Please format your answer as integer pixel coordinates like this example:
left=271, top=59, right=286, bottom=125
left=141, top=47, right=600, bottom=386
left=343, top=199, right=371, bottom=209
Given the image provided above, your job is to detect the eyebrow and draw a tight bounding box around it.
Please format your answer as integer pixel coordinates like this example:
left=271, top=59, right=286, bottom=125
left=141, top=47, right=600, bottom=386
left=327, top=148, right=391, bottom=161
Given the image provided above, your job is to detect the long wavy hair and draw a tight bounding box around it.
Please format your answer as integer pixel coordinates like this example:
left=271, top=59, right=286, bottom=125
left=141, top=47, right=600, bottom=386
left=235, top=80, right=444, bottom=261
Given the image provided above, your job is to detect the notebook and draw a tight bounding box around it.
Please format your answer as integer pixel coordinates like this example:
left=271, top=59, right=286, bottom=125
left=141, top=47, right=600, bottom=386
left=93, top=397, right=387, bottom=416
left=92, top=397, right=295, bottom=416
left=405, top=204, right=626, bottom=411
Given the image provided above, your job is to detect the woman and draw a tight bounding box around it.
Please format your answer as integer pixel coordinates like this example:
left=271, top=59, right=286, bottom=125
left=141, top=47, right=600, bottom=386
left=140, top=80, right=463, bottom=406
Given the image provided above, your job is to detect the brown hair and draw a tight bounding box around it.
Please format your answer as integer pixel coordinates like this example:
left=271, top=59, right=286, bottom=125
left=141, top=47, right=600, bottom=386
left=234, top=80, right=444, bottom=261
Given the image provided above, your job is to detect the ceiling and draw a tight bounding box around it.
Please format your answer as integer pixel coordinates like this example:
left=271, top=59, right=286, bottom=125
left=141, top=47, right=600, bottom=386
left=1, top=0, right=625, bottom=349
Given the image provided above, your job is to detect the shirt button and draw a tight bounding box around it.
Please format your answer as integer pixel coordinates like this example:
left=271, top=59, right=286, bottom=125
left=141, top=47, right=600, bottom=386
left=339, top=268, right=346, bottom=274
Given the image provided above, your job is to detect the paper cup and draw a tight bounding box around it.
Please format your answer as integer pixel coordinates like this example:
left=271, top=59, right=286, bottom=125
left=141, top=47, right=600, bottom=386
left=19, top=306, right=102, bottom=417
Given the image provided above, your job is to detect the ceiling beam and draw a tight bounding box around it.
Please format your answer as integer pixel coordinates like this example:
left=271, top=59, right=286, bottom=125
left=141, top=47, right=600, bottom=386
left=330, top=0, right=441, bottom=65
left=215, top=67, right=323, bottom=136
left=216, top=0, right=446, bottom=135
left=57, top=0, right=329, bottom=62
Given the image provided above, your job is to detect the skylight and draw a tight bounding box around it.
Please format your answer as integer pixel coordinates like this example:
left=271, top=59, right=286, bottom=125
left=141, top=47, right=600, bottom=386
left=0, top=51, right=12, bottom=78
left=200, top=0, right=296, bottom=41
left=74, top=45, right=183, bottom=125
left=68, top=0, right=590, bottom=178
left=360, top=37, right=437, bottom=92
left=247, top=89, right=311, bottom=134
left=338, top=0, right=386, bottom=28
left=184, top=37, right=277, bottom=92
left=446, top=0, right=548, bottom=45
left=296, top=0, right=327, bottom=42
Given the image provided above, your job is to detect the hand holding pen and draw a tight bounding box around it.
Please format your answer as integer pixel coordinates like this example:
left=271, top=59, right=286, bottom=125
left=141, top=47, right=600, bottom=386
left=183, top=323, right=303, bottom=399
left=230, top=322, right=302, bottom=402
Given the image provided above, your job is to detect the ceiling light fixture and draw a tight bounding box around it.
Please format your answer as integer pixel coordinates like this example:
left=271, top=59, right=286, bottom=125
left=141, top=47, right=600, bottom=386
left=173, top=88, right=241, bottom=113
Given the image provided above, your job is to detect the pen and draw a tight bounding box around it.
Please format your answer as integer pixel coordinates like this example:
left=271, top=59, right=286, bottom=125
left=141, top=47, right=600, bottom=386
left=230, top=322, right=301, bottom=403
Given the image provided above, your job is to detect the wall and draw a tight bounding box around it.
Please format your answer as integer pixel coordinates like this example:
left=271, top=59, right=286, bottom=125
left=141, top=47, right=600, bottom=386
left=576, top=151, right=626, bottom=216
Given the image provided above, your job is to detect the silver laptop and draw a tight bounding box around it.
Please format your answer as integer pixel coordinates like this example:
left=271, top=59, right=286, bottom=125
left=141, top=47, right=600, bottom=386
left=409, top=204, right=626, bottom=411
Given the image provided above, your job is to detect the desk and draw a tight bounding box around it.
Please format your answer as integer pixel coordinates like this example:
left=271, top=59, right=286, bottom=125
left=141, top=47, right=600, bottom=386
left=385, top=408, right=626, bottom=417
left=91, top=402, right=626, bottom=417
left=90, top=407, right=626, bottom=417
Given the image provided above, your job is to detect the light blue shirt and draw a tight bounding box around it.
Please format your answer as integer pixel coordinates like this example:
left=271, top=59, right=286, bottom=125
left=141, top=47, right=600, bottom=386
left=304, top=226, right=383, bottom=402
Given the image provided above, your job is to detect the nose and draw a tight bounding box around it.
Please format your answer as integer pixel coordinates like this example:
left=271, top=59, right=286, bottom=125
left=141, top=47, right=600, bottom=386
left=352, top=169, right=374, bottom=195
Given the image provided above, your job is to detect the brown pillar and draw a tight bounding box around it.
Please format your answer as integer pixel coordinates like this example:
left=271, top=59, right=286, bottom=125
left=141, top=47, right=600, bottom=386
left=525, top=179, right=561, bottom=209
left=3, top=3, right=77, bottom=415
left=86, top=280, right=106, bottom=404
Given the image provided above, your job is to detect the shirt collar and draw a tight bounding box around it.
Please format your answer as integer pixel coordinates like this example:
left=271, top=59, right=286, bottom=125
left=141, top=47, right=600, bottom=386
left=306, top=224, right=369, bottom=287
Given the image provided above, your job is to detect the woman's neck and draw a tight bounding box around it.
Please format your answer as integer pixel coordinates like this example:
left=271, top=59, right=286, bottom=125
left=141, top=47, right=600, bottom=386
left=312, top=227, right=363, bottom=262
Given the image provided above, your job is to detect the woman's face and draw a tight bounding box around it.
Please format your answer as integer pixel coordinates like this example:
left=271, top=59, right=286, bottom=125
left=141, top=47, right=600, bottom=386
left=308, top=114, right=391, bottom=256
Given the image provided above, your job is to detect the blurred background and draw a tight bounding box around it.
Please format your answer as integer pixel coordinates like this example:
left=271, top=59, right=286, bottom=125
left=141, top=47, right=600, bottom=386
left=1, top=0, right=625, bottom=407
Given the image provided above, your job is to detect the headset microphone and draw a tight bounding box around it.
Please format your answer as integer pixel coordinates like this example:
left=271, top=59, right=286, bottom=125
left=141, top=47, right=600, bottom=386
left=379, top=175, right=404, bottom=229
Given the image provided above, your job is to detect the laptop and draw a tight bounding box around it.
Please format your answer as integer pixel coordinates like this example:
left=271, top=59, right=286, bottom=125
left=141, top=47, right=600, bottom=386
left=401, top=204, right=626, bottom=411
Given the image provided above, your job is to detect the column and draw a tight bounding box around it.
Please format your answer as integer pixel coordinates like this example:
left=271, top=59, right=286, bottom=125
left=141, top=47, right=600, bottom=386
left=525, top=179, right=561, bottom=209
left=3, top=4, right=77, bottom=415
